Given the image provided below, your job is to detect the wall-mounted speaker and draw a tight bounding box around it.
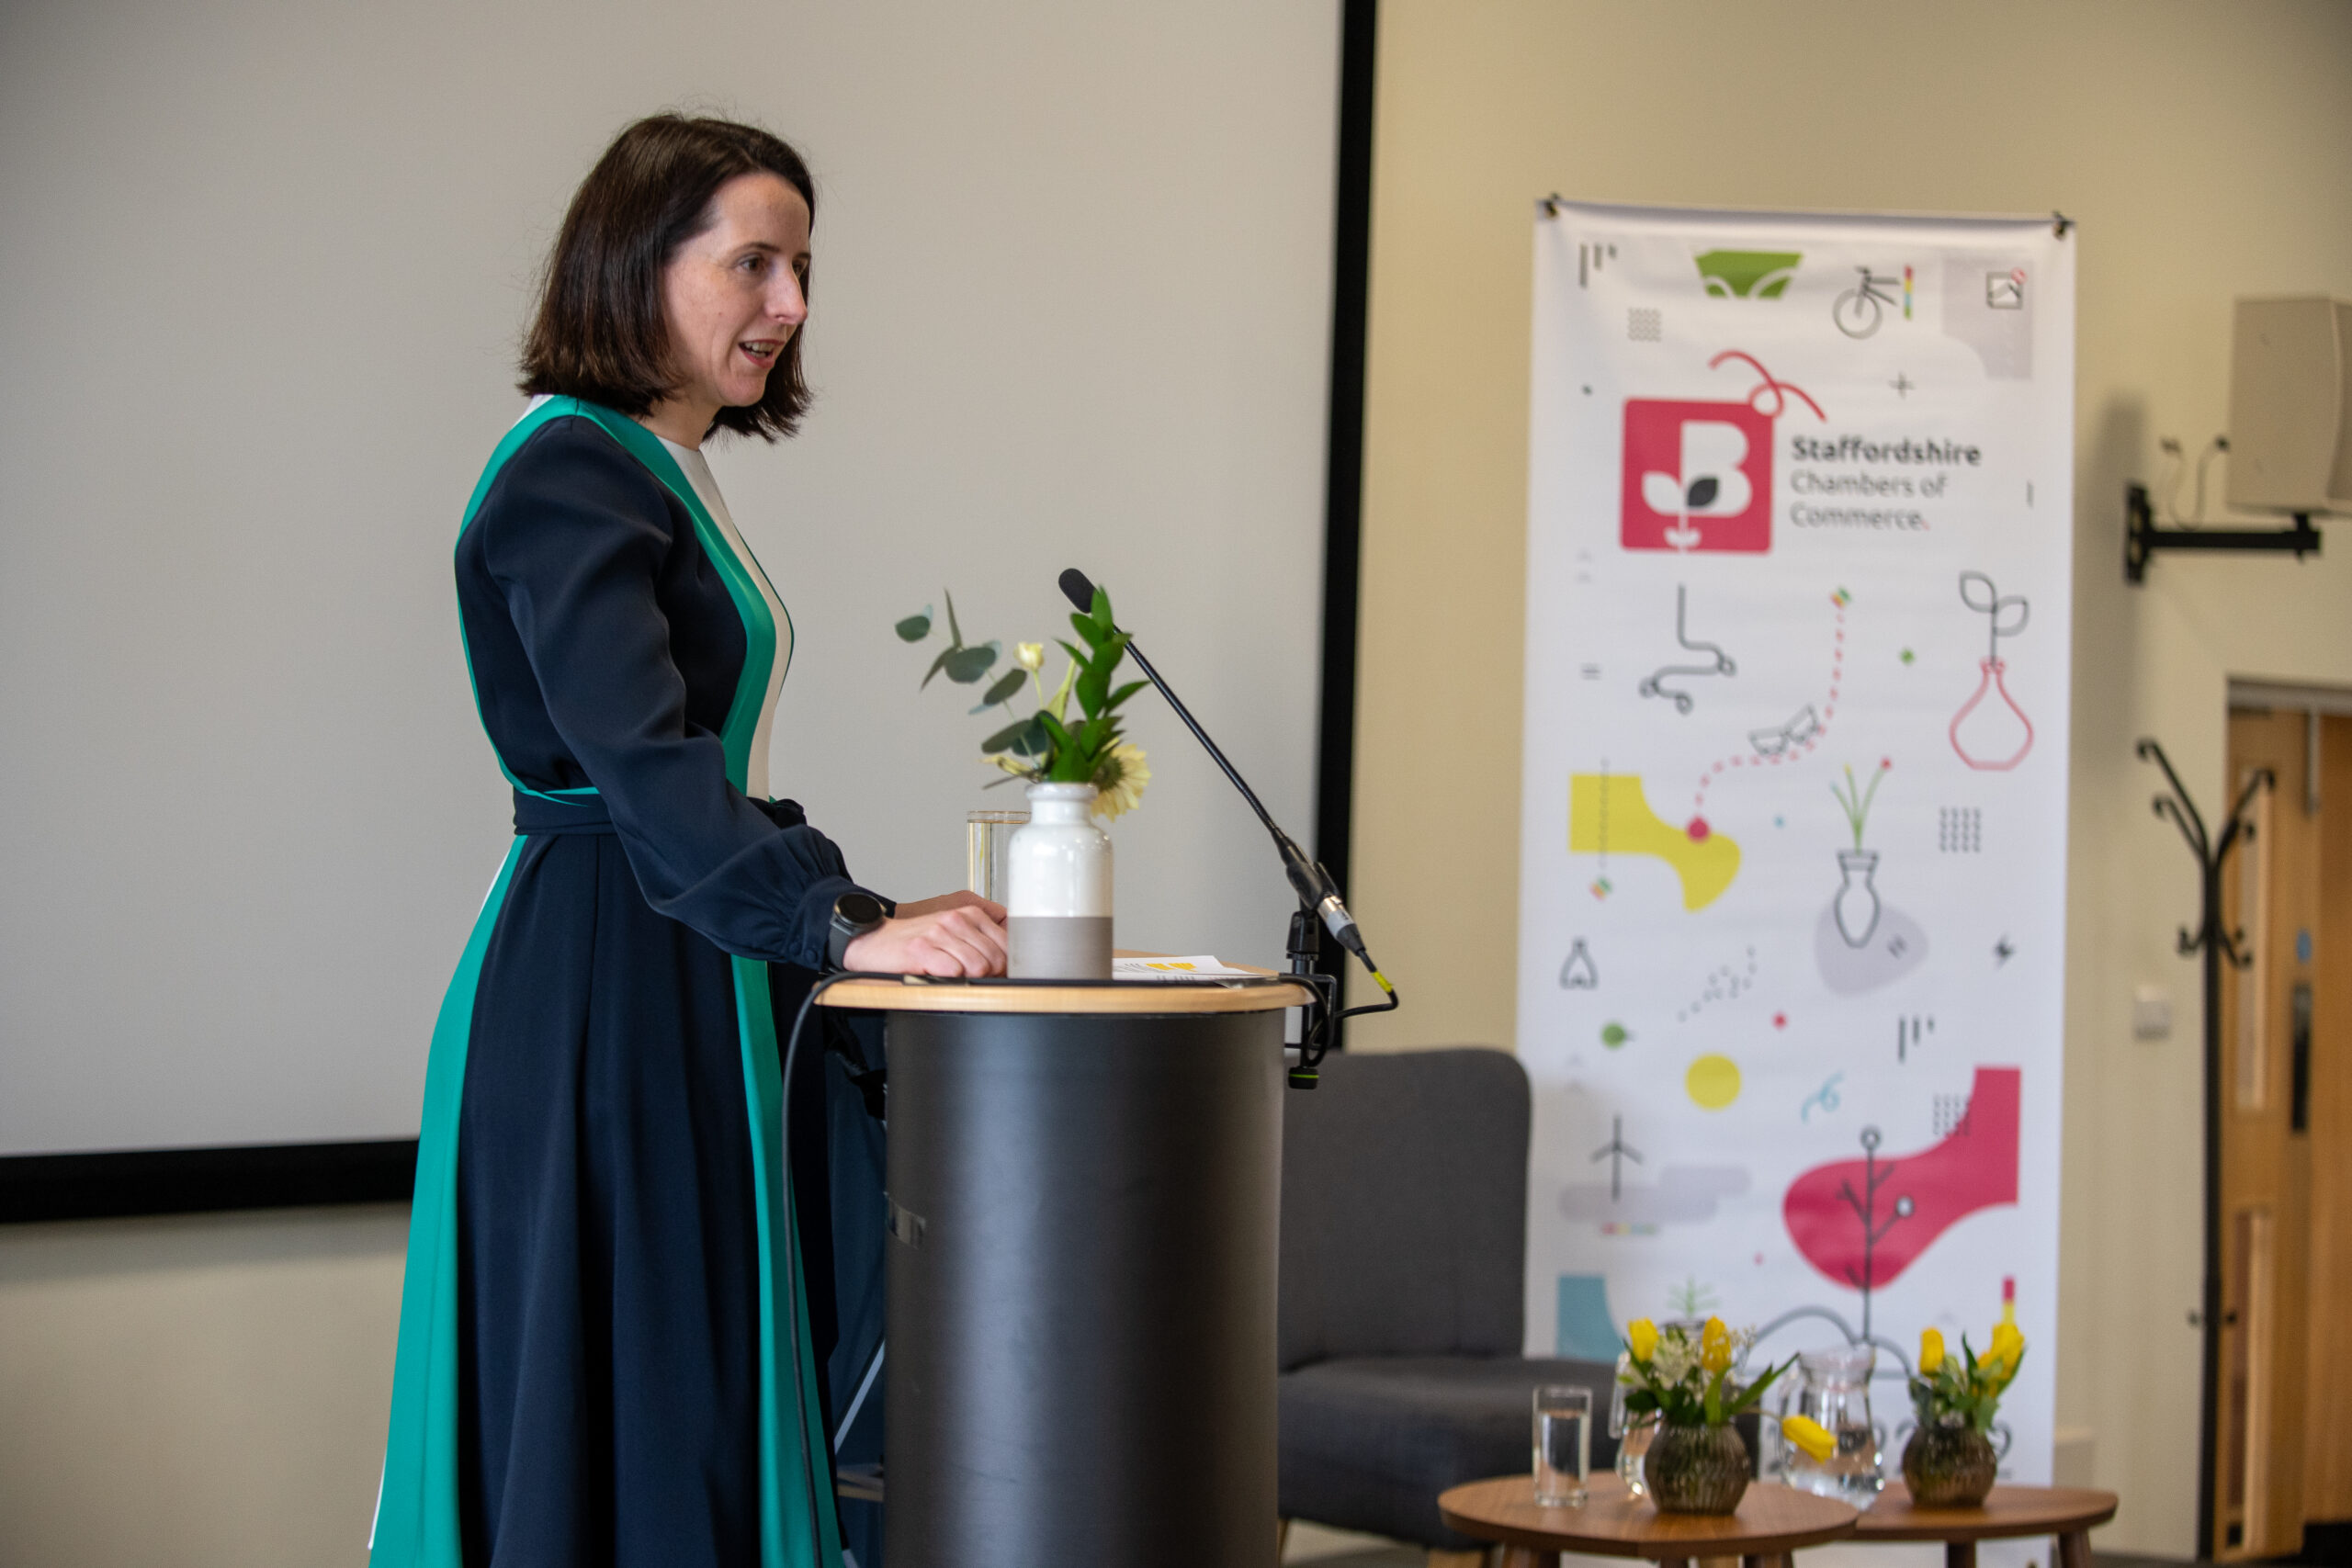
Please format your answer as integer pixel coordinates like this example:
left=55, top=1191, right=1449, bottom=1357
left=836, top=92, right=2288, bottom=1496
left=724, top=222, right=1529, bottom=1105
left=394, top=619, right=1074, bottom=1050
left=2228, top=297, right=2352, bottom=515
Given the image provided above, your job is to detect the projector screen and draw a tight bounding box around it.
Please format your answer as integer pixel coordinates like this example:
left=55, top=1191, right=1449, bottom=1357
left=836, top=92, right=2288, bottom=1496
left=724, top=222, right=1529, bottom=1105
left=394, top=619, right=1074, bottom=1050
left=0, top=0, right=1341, bottom=1156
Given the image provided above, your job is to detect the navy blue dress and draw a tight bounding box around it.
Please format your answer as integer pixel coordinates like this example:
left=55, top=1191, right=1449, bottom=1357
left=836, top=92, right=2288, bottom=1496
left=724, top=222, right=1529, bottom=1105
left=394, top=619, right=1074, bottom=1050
left=375, top=400, right=884, bottom=1568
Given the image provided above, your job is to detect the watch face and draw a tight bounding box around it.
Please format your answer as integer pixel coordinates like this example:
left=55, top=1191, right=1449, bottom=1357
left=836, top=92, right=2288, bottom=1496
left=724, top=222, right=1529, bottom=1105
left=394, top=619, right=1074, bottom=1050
left=837, top=892, right=886, bottom=928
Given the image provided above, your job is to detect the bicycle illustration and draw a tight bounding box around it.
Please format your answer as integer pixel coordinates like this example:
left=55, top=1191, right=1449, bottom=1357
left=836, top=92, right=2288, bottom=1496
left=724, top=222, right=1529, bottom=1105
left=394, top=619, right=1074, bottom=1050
left=1832, top=265, right=1913, bottom=339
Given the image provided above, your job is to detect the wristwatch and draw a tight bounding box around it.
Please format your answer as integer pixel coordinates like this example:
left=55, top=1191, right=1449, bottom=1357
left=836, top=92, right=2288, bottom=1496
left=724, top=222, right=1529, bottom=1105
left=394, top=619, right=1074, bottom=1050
left=825, top=891, right=889, bottom=971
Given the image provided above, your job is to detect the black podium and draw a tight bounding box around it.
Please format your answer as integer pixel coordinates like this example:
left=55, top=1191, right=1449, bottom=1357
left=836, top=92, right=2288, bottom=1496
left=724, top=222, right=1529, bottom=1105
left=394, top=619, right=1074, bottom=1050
left=819, top=970, right=1306, bottom=1568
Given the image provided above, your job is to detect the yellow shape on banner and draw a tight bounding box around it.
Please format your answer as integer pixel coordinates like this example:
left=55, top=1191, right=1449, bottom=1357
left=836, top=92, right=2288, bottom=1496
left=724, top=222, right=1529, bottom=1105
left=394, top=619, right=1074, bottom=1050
left=1569, top=773, right=1740, bottom=909
left=1685, top=1054, right=1742, bottom=1110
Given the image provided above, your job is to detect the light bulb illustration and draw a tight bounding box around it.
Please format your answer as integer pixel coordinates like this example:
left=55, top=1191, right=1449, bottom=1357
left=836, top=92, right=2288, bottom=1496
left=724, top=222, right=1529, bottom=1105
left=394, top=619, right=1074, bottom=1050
left=1949, top=570, right=2033, bottom=771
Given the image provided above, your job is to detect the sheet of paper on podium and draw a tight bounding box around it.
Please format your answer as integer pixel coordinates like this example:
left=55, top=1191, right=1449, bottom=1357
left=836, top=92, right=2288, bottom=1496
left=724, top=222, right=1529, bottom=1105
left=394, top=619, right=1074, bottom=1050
left=1111, top=955, right=1255, bottom=981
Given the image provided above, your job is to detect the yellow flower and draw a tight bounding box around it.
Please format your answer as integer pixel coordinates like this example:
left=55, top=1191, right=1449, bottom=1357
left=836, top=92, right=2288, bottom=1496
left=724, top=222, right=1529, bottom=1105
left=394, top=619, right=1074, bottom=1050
left=1015, top=641, right=1045, bottom=673
left=1626, top=1318, right=1658, bottom=1363
left=1781, top=1415, right=1837, bottom=1463
left=1984, top=1322, right=2024, bottom=1380
left=1919, top=1328, right=1945, bottom=1374
left=1091, top=742, right=1150, bottom=820
left=1700, top=1316, right=1732, bottom=1374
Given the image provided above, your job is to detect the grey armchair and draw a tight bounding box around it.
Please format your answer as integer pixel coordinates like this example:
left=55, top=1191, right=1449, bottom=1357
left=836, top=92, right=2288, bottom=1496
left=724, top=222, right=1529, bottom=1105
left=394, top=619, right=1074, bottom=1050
left=1278, top=1047, right=1619, bottom=1563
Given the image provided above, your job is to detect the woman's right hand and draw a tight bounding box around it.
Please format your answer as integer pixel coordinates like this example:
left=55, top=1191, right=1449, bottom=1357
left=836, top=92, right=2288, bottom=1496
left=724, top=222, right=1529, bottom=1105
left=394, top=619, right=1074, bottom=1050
left=842, top=900, right=1008, bottom=977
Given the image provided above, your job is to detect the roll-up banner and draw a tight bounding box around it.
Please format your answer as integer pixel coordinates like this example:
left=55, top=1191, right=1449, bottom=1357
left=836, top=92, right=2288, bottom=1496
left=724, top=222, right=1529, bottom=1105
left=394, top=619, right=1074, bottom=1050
left=1518, top=203, right=2074, bottom=1506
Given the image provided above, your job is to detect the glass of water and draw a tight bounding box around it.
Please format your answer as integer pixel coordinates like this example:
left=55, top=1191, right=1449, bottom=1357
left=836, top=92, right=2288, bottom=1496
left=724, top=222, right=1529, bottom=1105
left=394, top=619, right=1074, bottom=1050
left=966, top=809, right=1027, bottom=905
left=1532, top=1384, right=1591, bottom=1506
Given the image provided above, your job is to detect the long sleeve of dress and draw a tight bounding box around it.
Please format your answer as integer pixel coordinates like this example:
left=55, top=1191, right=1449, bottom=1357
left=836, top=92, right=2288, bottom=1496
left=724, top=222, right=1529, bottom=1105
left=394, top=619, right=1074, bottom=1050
left=468, top=417, right=863, bottom=968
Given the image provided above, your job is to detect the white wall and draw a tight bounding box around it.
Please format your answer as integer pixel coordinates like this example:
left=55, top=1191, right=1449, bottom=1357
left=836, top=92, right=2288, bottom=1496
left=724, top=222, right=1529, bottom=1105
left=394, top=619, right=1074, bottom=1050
left=0, top=0, right=1341, bottom=1156
left=1343, top=1, right=2352, bottom=1554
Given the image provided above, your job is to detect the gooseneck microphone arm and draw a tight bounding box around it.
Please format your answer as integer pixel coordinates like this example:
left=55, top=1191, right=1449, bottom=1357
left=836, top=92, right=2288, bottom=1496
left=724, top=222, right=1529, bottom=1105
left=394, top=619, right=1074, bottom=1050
left=1058, top=569, right=1396, bottom=1076
left=1121, top=637, right=1285, bottom=843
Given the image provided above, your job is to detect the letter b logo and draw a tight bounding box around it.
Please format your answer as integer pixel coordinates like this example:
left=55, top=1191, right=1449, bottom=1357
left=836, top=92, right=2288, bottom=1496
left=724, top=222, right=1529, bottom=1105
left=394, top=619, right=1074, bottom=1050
left=1621, top=400, right=1774, bottom=554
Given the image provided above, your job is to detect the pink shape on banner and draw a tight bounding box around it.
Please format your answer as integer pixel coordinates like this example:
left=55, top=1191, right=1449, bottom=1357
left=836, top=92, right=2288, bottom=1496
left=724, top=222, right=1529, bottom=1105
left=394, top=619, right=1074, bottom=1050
left=1782, top=1066, right=2019, bottom=1292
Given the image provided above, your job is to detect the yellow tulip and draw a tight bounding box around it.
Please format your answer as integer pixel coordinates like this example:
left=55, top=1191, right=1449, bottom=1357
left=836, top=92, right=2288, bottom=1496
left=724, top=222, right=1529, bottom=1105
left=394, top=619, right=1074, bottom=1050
left=1781, top=1415, right=1837, bottom=1462
left=1985, top=1322, right=2024, bottom=1379
left=1627, top=1318, right=1658, bottom=1363
left=1701, top=1316, right=1733, bottom=1374
left=1919, top=1328, right=1945, bottom=1374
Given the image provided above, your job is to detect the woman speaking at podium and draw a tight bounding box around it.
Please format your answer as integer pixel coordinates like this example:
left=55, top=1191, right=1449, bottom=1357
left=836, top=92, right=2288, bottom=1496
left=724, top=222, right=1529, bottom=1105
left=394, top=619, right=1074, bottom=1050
left=373, top=115, right=1003, bottom=1568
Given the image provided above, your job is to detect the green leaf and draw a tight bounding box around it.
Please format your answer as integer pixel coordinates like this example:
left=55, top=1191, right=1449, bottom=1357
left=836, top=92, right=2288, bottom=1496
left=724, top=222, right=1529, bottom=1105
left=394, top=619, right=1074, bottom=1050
left=1008, top=715, right=1051, bottom=758
left=1702, top=1367, right=1724, bottom=1427
left=1722, top=1355, right=1794, bottom=1417
left=943, top=642, right=1000, bottom=684
left=944, top=589, right=965, bottom=648
left=1105, top=680, right=1148, bottom=713
left=980, top=715, right=1038, bottom=753
left=972, top=670, right=1026, bottom=712
left=894, top=609, right=933, bottom=642
left=921, top=647, right=958, bottom=689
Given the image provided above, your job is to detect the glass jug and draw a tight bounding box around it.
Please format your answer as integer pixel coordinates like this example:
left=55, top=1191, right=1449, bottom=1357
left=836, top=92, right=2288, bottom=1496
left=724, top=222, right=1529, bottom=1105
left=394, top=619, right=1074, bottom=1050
left=1608, top=1352, right=1657, bottom=1497
left=1779, top=1345, right=1885, bottom=1506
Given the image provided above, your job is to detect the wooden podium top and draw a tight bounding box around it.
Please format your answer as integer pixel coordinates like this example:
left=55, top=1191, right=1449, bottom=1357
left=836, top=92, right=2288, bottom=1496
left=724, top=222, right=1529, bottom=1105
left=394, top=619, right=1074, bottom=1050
left=815, top=952, right=1315, bottom=1014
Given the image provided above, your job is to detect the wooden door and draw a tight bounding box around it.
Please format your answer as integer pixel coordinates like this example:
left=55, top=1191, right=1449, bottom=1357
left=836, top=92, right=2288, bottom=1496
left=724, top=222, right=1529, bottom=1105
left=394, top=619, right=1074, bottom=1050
left=2215, top=711, right=2313, bottom=1558
left=2304, top=715, right=2352, bottom=1524
left=2215, top=708, right=2351, bottom=1556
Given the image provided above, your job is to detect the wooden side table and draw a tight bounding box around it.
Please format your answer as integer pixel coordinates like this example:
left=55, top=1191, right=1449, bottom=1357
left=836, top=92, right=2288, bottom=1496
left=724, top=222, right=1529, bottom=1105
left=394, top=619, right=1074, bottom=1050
left=1853, top=1483, right=2119, bottom=1568
left=1438, top=1473, right=1859, bottom=1568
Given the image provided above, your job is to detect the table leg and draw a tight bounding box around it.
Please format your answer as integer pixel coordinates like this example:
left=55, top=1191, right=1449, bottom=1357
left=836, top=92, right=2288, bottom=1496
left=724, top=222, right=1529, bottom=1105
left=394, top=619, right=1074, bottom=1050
left=1657, top=1556, right=1694, bottom=1568
left=2057, top=1529, right=2093, bottom=1568
left=1945, top=1542, right=1977, bottom=1568
left=1742, top=1553, right=1793, bottom=1568
left=1498, top=1548, right=1562, bottom=1568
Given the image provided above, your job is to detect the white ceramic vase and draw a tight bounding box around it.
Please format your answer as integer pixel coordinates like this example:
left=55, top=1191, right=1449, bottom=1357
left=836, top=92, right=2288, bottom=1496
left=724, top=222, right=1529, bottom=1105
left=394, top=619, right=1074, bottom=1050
left=1006, top=782, right=1113, bottom=978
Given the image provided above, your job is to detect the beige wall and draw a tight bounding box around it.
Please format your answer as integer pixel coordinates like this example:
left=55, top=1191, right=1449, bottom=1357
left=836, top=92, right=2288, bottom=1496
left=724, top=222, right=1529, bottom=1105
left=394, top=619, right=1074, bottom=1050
left=0, top=1209, right=406, bottom=1567
left=1345, top=0, right=2352, bottom=1553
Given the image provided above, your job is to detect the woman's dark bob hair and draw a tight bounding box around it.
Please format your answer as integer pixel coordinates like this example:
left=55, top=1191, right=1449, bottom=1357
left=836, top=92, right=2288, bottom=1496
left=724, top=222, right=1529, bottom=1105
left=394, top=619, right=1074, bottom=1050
left=520, top=114, right=815, bottom=442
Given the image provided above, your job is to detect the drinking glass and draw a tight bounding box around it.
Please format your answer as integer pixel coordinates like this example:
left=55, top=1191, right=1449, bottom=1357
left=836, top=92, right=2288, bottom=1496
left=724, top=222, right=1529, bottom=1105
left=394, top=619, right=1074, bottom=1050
left=966, top=809, right=1027, bottom=905
left=1532, top=1384, right=1591, bottom=1506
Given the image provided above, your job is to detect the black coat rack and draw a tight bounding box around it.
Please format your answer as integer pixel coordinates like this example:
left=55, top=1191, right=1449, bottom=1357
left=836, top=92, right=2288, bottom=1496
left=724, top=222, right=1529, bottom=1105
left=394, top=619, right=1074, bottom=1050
left=2136, top=738, right=2270, bottom=1555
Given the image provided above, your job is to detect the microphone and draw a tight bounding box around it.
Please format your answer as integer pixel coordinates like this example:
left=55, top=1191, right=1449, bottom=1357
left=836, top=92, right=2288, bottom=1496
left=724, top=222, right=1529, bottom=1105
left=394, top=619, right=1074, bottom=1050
left=1057, top=569, right=1384, bottom=980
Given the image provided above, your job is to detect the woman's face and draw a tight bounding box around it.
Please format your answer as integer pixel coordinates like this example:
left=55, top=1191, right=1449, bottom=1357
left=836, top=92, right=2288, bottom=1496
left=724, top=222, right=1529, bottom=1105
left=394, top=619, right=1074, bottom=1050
left=661, top=172, right=812, bottom=418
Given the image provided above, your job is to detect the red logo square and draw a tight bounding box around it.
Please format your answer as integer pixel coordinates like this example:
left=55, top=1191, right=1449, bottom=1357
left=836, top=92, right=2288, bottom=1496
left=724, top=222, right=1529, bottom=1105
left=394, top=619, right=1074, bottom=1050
left=1621, top=399, right=1775, bottom=554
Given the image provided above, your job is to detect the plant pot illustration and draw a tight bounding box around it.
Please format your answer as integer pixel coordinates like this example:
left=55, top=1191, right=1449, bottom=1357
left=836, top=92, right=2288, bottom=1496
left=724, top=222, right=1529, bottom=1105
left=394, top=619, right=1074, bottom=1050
left=1833, top=850, right=1882, bottom=948
left=1950, top=573, right=2034, bottom=771
left=1951, top=656, right=2035, bottom=770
